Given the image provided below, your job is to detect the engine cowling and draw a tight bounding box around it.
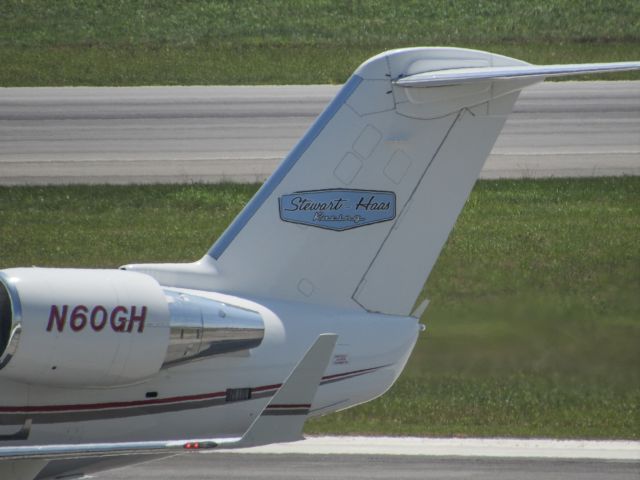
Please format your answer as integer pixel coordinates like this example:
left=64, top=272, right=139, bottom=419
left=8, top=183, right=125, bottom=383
left=0, top=268, right=264, bottom=387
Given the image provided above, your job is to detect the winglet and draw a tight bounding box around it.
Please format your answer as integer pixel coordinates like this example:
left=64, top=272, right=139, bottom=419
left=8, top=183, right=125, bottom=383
left=238, top=333, right=338, bottom=447
left=0, top=334, right=337, bottom=461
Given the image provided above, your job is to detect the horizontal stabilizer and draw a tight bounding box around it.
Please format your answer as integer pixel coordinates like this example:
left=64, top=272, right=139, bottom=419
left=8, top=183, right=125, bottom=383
left=124, top=47, right=640, bottom=317
left=395, top=61, right=640, bottom=87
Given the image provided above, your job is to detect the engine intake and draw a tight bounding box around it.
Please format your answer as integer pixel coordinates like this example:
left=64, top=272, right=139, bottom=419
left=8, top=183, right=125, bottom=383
left=0, top=268, right=264, bottom=387
left=0, top=277, right=20, bottom=370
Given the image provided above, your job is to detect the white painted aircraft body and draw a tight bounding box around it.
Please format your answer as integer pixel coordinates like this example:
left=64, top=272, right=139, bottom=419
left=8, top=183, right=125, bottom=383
left=1, top=47, right=638, bottom=480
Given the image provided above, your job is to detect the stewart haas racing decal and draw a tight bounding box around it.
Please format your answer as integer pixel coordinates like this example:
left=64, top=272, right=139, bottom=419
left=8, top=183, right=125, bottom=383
left=279, top=189, right=396, bottom=231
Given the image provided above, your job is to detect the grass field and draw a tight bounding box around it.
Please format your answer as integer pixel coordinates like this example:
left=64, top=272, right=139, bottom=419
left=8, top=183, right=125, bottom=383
left=1, top=0, right=639, bottom=86
left=1, top=178, right=638, bottom=439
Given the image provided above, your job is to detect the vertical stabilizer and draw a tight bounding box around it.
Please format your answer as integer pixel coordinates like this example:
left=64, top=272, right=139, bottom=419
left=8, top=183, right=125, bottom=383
left=125, top=48, right=639, bottom=316
left=203, top=47, right=530, bottom=315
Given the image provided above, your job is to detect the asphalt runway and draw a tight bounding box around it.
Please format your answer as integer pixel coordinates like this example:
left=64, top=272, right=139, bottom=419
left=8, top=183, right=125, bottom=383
left=96, top=453, right=639, bottom=480
left=1, top=81, right=638, bottom=184
left=67, top=437, right=640, bottom=480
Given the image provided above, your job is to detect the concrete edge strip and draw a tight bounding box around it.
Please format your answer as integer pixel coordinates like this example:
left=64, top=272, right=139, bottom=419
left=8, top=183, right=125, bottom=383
left=223, top=436, right=640, bottom=461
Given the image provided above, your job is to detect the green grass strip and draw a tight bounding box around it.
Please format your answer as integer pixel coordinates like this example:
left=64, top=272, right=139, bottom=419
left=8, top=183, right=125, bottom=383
left=1, top=177, right=638, bottom=438
left=1, top=0, right=639, bottom=86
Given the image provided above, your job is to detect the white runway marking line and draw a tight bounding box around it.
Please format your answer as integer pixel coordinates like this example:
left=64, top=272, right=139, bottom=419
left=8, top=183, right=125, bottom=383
left=222, top=436, right=640, bottom=461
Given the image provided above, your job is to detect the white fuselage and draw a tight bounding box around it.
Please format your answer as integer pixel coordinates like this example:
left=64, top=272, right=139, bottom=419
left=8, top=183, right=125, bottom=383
left=0, top=288, right=419, bottom=445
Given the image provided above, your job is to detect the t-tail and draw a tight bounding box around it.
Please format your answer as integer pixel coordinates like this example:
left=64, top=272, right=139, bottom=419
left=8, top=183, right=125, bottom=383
left=124, top=47, right=640, bottom=316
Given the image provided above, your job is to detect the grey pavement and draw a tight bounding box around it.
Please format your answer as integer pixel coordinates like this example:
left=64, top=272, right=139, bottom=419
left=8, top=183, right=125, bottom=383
left=95, top=453, right=640, bottom=480
left=0, top=82, right=638, bottom=184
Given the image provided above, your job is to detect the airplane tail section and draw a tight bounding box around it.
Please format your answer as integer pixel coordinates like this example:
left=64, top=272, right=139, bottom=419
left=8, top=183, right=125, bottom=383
left=204, top=47, right=528, bottom=316
left=125, top=48, right=640, bottom=316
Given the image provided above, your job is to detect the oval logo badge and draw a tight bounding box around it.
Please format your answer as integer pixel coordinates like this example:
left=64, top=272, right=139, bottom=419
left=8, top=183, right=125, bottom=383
left=279, top=189, right=396, bottom=231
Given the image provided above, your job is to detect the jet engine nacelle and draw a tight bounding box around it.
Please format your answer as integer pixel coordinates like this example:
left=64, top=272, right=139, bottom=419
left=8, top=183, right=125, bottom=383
left=0, top=268, right=264, bottom=387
